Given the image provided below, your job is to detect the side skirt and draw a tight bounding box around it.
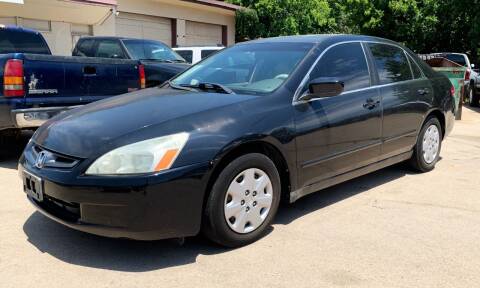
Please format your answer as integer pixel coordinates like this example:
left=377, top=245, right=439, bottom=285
left=290, top=150, right=413, bottom=203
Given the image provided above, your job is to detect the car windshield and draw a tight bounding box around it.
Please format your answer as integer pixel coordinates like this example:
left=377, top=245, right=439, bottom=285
left=171, top=42, right=313, bottom=94
left=122, top=39, right=185, bottom=62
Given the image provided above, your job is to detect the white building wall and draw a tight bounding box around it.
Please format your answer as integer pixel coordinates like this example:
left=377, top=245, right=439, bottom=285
left=0, top=0, right=236, bottom=55
left=40, top=22, right=72, bottom=56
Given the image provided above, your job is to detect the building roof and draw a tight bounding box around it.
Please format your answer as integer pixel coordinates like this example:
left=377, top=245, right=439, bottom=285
left=181, top=0, right=242, bottom=11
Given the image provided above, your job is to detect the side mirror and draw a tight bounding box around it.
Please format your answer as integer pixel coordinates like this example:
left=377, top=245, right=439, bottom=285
left=299, top=78, right=344, bottom=101
left=471, top=64, right=475, bottom=69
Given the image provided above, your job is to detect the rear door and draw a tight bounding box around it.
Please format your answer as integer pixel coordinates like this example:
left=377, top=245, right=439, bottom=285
left=294, top=42, right=382, bottom=188
left=366, top=43, right=428, bottom=159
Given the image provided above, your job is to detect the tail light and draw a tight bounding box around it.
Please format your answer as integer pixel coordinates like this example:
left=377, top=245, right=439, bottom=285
left=450, top=85, right=455, bottom=97
left=465, top=69, right=471, bottom=81
left=3, top=59, right=24, bottom=97
left=139, top=64, right=146, bottom=89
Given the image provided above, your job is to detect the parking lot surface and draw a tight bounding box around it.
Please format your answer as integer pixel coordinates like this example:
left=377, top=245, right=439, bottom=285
left=1, top=107, right=480, bottom=288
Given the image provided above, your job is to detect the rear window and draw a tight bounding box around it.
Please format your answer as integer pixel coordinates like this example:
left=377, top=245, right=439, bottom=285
left=201, top=49, right=218, bottom=59
left=95, top=40, right=126, bottom=59
left=445, top=54, right=467, bottom=67
left=74, top=39, right=95, bottom=57
left=0, top=28, right=50, bottom=54
left=176, top=50, right=193, bottom=63
left=122, top=40, right=185, bottom=62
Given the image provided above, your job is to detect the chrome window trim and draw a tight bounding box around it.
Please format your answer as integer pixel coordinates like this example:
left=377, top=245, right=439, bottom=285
left=405, top=52, right=427, bottom=79
left=293, top=40, right=422, bottom=105
left=404, top=50, right=415, bottom=80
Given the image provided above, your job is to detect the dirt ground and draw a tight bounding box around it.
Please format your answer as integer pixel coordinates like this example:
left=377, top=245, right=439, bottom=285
left=1, top=107, right=479, bottom=288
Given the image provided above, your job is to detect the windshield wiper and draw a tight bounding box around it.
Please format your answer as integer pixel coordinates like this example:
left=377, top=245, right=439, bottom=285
left=183, top=82, right=235, bottom=94
left=167, top=81, right=198, bottom=92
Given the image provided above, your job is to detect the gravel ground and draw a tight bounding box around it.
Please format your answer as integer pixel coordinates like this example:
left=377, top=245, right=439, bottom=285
left=1, top=107, right=479, bottom=288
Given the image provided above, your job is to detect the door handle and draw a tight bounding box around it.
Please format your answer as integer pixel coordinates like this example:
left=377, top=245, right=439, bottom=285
left=83, top=66, right=97, bottom=76
left=418, top=88, right=429, bottom=95
left=363, top=98, right=380, bottom=110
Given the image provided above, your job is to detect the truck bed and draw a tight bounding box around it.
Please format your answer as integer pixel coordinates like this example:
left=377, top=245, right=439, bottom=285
left=0, top=53, right=142, bottom=130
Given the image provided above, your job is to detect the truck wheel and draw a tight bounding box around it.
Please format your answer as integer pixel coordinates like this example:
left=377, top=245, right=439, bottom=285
left=203, top=153, right=281, bottom=247
left=409, top=117, right=442, bottom=172
left=469, top=87, right=479, bottom=107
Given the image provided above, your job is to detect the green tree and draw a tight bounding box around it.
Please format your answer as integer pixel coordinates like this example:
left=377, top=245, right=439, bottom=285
left=229, top=0, right=332, bottom=41
left=229, top=0, right=480, bottom=62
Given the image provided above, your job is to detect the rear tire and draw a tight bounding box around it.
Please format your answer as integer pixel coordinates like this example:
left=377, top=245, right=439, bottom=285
left=203, top=153, right=281, bottom=247
left=409, top=117, right=442, bottom=172
left=469, top=87, right=479, bottom=107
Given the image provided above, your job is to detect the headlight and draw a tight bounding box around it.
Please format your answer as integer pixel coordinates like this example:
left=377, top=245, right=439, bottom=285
left=85, top=132, right=189, bottom=175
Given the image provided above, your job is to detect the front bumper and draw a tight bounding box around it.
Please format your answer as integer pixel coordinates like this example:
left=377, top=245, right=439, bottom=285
left=19, top=161, right=211, bottom=240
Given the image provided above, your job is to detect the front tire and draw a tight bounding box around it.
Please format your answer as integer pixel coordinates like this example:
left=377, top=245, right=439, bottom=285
left=409, top=117, right=442, bottom=172
left=203, top=153, right=281, bottom=247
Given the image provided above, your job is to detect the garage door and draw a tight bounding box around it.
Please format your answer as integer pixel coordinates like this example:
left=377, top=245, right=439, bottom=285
left=116, top=13, right=172, bottom=46
left=185, top=21, right=222, bottom=46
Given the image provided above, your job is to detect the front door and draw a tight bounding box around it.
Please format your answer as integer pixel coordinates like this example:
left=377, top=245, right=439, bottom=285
left=294, top=42, right=382, bottom=189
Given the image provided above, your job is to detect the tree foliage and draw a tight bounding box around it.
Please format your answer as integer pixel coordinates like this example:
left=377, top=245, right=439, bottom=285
left=228, top=0, right=480, bottom=62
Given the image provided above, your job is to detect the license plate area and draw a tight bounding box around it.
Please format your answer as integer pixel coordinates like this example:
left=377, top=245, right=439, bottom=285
left=23, top=170, right=44, bottom=202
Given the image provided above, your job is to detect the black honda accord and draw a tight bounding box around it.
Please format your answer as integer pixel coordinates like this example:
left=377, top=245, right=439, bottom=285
left=19, top=35, right=455, bottom=247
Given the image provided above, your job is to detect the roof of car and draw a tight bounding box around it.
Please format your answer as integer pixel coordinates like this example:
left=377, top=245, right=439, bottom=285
left=0, top=25, right=43, bottom=35
left=243, top=34, right=399, bottom=45
left=78, top=36, right=167, bottom=43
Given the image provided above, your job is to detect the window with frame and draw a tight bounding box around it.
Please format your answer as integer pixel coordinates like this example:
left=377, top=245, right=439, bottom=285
left=176, top=50, right=193, bottom=63
left=201, top=49, right=218, bottom=59
left=368, top=43, right=413, bottom=84
left=95, top=40, right=125, bottom=59
left=74, top=39, right=95, bottom=57
left=308, top=42, right=371, bottom=93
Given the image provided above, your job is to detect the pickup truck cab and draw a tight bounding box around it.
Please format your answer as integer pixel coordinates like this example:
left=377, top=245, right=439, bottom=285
left=0, top=26, right=144, bottom=133
left=73, top=37, right=189, bottom=87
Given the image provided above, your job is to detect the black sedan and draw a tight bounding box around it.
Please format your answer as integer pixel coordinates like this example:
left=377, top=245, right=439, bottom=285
left=19, top=35, right=455, bottom=247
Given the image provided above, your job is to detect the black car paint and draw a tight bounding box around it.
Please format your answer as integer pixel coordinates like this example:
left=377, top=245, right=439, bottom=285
left=20, top=35, right=455, bottom=240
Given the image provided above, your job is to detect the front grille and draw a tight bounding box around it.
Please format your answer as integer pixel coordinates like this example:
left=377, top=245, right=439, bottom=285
left=26, top=145, right=80, bottom=169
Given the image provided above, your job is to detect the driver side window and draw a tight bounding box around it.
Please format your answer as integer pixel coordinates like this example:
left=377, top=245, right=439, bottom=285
left=308, top=42, right=371, bottom=93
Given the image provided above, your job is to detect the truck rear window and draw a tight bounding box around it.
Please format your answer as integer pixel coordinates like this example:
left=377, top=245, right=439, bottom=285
left=0, top=28, right=51, bottom=54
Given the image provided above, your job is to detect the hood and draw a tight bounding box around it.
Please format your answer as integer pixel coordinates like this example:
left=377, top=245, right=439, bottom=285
left=34, top=87, right=256, bottom=158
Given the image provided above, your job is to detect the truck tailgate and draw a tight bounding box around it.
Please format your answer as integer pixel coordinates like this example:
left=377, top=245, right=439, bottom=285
left=22, top=54, right=141, bottom=106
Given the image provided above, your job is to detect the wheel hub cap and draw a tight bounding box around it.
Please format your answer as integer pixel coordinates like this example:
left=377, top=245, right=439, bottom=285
left=224, top=168, right=273, bottom=234
left=422, top=124, right=440, bottom=164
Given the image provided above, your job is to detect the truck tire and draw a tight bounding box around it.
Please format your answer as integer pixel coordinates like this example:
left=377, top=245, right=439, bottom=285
left=470, top=87, right=479, bottom=107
